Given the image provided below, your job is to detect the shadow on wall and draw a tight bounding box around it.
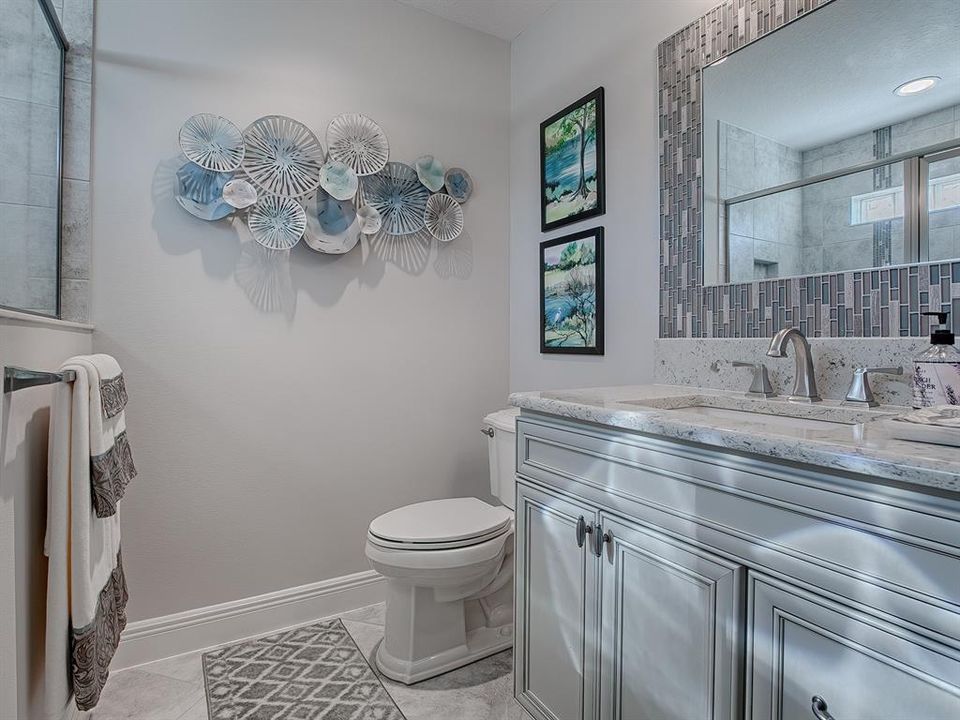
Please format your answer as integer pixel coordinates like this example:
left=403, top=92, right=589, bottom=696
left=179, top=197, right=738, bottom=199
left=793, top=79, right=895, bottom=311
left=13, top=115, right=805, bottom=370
left=151, top=157, right=474, bottom=320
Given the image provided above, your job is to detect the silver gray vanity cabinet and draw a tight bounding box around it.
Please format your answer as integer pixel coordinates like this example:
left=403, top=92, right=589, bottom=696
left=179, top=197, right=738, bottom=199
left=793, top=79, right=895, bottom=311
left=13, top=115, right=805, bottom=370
left=747, top=574, right=960, bottom=720
left=515, top=482, right=600, bottom=720
left=513, top=411, right=960, bottom=720
left=515, top=480, right=743, bottom=720
left=598, top=514, right=744, bottom=720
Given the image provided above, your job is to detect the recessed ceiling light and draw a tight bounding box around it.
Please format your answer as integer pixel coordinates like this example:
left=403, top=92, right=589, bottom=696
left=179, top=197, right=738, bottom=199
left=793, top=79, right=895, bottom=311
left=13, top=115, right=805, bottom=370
left=894, top=76, right=941, bottom=96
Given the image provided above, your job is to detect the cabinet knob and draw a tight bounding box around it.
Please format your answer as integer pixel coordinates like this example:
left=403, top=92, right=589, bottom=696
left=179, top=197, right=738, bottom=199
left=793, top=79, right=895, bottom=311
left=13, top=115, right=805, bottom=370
left=592, top=524, right=611, bottom=557
left=575, top=516, right=592, bottom=548
left=811, top=696, right=836, bottom=720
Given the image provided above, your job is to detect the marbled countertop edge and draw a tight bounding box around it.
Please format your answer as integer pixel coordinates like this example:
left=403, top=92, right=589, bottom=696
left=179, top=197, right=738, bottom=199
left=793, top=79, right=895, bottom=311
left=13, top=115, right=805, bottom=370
left=509, top=384, right=960, bottom=495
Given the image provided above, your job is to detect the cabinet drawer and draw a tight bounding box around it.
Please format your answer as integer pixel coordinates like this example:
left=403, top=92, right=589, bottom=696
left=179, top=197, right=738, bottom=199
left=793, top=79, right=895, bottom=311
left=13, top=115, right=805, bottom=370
left=747, top=573, right=960, bottom=720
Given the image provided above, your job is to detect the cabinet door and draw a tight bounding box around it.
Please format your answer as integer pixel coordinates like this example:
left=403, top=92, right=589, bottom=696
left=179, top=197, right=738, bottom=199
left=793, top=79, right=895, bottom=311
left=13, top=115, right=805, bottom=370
left=747, top=573, right=960, bottom=720
left=515, top=481, right=599, bottom=720
left=598, top=514, right=744, bottom=720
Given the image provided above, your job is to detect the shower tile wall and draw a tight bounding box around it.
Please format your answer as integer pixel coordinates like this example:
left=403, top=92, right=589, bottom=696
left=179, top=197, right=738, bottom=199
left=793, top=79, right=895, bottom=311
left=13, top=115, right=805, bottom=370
left=721, top=122, right=802, bottom=281
left=0, top=0, right=61, bottom=315
left=0, top=0, right=93, bottom=322
left=658, top=0, right=960, bottom=339
left=799, top=104, right=960, bottom=275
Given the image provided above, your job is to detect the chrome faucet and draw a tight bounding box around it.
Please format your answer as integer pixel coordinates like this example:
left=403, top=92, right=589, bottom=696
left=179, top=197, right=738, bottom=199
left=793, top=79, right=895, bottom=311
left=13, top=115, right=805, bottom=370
left=766, top=327, right=821, bottom=403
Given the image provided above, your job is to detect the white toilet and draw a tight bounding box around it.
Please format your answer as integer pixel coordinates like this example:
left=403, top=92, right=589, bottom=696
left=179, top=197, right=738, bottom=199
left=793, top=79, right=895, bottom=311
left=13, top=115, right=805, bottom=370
left=365, top=407, right=520, bottom=684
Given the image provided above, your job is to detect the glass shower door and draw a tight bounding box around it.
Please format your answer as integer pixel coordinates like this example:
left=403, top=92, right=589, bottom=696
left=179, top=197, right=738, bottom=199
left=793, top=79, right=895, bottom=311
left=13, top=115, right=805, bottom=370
left=0, top=0, right=67, bottom=317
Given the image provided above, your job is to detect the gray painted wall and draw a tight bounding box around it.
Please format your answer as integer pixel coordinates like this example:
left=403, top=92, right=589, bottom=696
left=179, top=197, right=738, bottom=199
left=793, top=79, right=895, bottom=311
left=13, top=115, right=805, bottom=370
left=0, top=317, right=92, bottom=718
left=509, top=0, right=716, bottom=392
left=91, top=0, right=510, bottom=621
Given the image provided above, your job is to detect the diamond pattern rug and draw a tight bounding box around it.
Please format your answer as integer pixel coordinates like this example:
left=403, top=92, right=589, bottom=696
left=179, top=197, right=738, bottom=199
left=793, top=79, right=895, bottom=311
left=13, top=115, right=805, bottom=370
left=202, top=619, right=406, bottom=720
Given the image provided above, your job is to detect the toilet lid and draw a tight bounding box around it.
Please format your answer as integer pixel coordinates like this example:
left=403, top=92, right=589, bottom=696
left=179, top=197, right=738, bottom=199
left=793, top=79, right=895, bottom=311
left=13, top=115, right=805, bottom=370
left=369, top=497, right=512, bottom=546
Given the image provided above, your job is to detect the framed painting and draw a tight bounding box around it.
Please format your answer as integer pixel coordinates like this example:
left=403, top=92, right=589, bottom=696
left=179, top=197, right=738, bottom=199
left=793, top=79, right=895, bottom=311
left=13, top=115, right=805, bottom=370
left=540, top=87, right=605, bottom=232
left=540, top=227, right=604, bottom=355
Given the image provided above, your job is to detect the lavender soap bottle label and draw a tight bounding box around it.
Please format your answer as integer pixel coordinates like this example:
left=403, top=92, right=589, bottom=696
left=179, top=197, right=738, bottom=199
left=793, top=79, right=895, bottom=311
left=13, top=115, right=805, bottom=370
left=913, top=362, right=960, bottom=407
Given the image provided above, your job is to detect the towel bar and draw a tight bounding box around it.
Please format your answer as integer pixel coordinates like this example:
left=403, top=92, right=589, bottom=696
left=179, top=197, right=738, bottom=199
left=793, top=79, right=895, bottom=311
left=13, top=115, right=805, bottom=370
left=3, top=366, right=77, bottom=394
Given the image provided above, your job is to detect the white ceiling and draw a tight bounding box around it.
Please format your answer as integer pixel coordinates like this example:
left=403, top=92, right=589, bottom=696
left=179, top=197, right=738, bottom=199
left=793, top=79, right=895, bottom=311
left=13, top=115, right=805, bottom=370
left=703, top=0, right=960, bottom=150
left=395, top=0, right=558, bottom=41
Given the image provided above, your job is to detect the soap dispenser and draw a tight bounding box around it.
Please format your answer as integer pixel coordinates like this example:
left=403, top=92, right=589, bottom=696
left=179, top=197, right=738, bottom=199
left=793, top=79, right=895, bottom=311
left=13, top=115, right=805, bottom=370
left=912, top=311, right=960, bottom=408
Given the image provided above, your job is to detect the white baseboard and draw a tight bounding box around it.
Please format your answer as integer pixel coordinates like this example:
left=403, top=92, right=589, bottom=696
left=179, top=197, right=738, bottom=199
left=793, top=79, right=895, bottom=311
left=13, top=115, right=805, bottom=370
left=112, top=569, right=385, bottom=670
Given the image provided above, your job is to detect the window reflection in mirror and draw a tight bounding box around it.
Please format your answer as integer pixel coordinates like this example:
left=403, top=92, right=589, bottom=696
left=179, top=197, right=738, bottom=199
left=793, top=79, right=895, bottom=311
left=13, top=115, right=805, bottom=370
left=724, top=164, right=906, bottom=281
left=702, top=0, right=960, bottom=286
left=926, top=148, right=960, bottom=261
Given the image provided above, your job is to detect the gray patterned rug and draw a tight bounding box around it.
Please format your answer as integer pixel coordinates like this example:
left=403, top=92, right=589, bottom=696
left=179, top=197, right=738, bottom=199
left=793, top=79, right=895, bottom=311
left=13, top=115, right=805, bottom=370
left=202, top=619, right=405, bottom=720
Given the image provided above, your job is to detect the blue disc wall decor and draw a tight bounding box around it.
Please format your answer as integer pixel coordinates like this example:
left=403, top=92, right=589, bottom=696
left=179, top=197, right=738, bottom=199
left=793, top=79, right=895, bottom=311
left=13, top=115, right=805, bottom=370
left=444, top=167, right=473, bottom=203
left=359, top=162, right=431, bottom=236
left=174, top=112, right=473, bottom=256
left=247, top=194, right=306, bottom=250
left=303, top=189, right=361, bottom=255
left=175, top=161, right=236, bottom=221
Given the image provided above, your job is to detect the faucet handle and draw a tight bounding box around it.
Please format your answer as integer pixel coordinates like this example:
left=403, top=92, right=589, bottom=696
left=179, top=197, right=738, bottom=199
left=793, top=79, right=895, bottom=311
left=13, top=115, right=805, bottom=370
left=844, top=366, right=903, bottom=407
left=732, top=361, right=776, bottom=398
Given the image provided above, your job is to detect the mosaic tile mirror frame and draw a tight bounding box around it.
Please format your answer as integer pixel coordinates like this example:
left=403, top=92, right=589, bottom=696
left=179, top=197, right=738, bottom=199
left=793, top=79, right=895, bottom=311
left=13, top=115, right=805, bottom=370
left=658, top=0, right=960, bottom=339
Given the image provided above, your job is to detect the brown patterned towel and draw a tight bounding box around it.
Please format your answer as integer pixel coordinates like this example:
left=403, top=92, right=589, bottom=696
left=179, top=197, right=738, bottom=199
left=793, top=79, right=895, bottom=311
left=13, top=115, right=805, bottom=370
left=85, top=354, right=137, bottom=518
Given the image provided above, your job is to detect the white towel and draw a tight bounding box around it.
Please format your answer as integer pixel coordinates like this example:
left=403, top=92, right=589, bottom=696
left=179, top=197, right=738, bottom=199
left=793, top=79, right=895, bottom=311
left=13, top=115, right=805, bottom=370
left=44, top=356, right=130, bottom=718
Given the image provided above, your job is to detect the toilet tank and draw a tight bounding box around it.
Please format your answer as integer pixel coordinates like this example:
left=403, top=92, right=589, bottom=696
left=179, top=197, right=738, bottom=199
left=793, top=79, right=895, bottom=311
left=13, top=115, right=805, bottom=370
left=483, top=407, right=520, bottom=510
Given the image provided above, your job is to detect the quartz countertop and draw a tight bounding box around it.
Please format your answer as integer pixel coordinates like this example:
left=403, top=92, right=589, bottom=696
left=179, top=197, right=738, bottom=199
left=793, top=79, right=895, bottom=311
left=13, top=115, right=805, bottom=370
left=509, top=384, right=960, bottom=494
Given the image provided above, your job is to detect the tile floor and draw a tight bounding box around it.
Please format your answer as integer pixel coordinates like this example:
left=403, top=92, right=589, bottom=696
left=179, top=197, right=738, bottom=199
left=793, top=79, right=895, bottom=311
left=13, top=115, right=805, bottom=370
left=79, top=603, right=531, bottom=720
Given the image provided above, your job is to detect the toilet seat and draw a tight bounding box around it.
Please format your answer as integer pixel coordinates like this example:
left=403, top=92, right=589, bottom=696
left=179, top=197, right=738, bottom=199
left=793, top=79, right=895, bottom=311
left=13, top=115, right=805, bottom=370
left=368, top=497, right=512, bottom=551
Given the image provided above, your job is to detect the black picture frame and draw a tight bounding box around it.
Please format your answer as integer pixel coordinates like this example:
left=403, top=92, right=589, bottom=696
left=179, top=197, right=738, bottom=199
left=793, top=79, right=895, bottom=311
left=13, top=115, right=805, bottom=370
left=540, top=227, right=604, bottom=355
left=540, top=86, right=606, bottom=233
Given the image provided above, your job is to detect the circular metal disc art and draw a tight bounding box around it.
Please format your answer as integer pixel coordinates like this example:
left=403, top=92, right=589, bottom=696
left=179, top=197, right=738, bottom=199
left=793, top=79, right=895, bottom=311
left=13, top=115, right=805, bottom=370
left=247, top=194, right=306, bottom=250
left=318, top=161, right=359, bottom=201
left=415, top=155, right=445, bottom=192
left=175, top=161, right=235, bottom=221
left=359, top=162, right=430, bottom=235
left=303, top=189, right=360, bottom=254
left=179, top=114, right=245, bottom=172
left=326, top=113, right=389, bottom=176
left=443, top=167, right=473, bottom=203
left=356, top=205, right=382, bottom=235
left=242, top=115, right=325, bottom=198
left=424, top=193, right=464, bottom=242
left=222, top=178, right=258, bottom=209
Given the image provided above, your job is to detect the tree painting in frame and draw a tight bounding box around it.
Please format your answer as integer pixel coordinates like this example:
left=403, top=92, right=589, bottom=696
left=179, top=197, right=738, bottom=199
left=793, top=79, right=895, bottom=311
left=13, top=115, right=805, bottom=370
left=540, top=87, right=605, bottom=232
left=541, top=227, right=604, bottom=355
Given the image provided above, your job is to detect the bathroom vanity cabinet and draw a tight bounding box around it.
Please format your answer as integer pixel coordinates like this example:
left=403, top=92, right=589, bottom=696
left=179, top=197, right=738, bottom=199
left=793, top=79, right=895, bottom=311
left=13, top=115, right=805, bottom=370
left=513, top=411, right=960, bottom=720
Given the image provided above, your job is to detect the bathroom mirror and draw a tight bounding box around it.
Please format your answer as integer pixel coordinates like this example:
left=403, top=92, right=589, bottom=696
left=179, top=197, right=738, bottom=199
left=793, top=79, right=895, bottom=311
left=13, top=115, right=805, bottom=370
left=0, top=0, right=68, bottom=317
left=702, top=0, right=960, bottom=286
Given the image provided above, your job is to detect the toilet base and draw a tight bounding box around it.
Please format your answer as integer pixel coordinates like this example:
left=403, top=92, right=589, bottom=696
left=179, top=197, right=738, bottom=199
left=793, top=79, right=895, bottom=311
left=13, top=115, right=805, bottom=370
left=375, top=622, right=514, bottom=685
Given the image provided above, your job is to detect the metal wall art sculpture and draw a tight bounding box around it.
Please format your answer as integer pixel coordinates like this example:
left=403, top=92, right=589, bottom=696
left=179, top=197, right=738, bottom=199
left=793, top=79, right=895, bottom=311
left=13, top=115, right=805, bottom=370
left=175, top=112, right=471, bottom=253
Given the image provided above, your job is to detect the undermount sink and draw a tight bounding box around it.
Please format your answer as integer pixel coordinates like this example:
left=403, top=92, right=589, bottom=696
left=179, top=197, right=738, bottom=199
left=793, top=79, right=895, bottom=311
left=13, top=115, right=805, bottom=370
left=660, top=405, right=853, bottom=432
left=619, top=394, right=902, bottom=440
